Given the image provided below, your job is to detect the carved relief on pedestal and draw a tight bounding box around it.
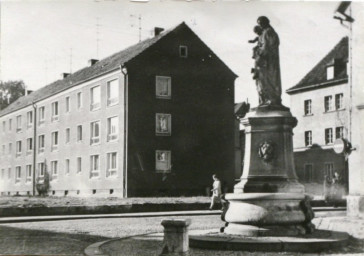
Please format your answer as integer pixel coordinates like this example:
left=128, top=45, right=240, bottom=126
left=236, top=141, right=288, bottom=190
left=258, top=141, right=276, bottom=162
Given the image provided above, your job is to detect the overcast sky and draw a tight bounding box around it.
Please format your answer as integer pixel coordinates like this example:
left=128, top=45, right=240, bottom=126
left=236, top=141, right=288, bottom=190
left=0, top=0, right=348, bottom=107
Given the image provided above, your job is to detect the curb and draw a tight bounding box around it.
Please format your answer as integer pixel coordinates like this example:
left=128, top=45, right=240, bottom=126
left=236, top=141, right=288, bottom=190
left=0, top=210, right=221, bottom=224
left=84, top=240, right=112, bottom=256
left=0, top=202, right=211, bottom=217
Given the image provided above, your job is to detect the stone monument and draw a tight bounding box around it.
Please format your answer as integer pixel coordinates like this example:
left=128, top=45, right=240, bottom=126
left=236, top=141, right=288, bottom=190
left=222, top=16, right=314, bottom=236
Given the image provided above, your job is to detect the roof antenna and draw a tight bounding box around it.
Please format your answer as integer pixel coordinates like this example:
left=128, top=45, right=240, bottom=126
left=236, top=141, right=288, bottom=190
left=130, top=14, right=142, bottom=42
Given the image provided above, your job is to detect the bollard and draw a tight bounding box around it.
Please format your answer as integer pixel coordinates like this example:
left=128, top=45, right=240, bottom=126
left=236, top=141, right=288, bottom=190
left=160, top=219, right=191, bottom=255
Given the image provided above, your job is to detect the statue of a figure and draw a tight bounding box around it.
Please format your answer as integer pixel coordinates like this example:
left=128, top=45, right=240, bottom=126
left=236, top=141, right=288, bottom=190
left=250, top=16, right=282, bottom=106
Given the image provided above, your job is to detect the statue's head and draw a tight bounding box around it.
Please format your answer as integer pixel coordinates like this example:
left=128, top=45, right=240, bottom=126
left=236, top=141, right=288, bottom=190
left=257, top=16, right=270, bottom=29
left=253, top=25, right=263, bottom=35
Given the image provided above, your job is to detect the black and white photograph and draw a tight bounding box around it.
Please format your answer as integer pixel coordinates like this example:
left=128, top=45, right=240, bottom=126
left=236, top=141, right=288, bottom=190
left=0, top=0, right=364, bottom=255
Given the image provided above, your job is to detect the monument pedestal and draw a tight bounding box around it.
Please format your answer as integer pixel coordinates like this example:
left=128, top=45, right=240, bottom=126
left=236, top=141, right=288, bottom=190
left=223, top=106, right=314, bottom=236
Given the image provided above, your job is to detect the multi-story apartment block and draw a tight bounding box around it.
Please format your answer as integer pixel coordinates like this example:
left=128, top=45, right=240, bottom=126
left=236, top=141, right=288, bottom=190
left=286, top=37, right=348, bottom=191
left=0, top=22, right=237, bottom=197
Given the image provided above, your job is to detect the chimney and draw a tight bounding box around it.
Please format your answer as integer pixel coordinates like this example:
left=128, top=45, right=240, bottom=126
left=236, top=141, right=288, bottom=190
left=154, top=27, right=164, bottom=37
left=61, top=73, right=70, bottom=79
left=88, top=59, right=99, bottom=66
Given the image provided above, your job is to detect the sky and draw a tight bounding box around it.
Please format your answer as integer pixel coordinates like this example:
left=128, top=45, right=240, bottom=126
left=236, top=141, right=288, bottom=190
left=0, top=0, right=348, bottom=107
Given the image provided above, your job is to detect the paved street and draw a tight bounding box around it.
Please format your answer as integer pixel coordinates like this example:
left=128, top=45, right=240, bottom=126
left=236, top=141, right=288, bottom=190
left=0, top=214, right=224, bottom=255
left=0, top=210, right=363, bottom=255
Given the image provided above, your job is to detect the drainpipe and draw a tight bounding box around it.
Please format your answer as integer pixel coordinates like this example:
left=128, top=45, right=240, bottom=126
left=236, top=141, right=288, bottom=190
left=32, top=102, right=37, bottom=196
left=121, top=64, right=128, bottom=198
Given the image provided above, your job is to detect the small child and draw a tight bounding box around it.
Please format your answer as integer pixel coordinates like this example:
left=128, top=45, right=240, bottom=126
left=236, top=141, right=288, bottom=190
left=248, top=25, right=265, bottom=80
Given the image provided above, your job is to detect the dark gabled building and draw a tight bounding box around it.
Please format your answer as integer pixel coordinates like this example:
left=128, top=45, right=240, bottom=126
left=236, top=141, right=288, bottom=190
left=0, top=22, right=237, bottom=197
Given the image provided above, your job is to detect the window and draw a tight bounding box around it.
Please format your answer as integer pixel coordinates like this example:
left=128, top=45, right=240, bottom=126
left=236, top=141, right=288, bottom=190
left=38, top=135, right=45, bottom=153
left=1, top=169, right=4, bottom=180
left=324, top=96, right=333, bottom=112
left=65, top=159, right=70, bottom=175
left=90, top=155, right=100, bottom=178
left=156, top=150, right=171, bottom=173
left=51, top=131, right=58, bottom=151
left=336, top=126, right=345, bottom=139
left=107, top=79, right=119, bottom=106
left=65, top=128, right=70, bottom=144
left=8, top=168, right=11, bottom=179
left=27, top=111, right=33, bottom=127
left=156, top=76, right=171, bottom=99
left=51, top=102, right=59, bottom=121
left=15, top=166, right=21, bottom=183
left=16, top=115, right=22, bottom=132
left=90, top=121, right=100, bottom=145
left=77, top=125, right=83, bottom=141
left=38, top=162, right=45, bottom=177
left=51, top=161, right=58, bottom=178
left=9, top=119, right=12, bottom=131
left=26, top=138, right=33, bottom=154
left=8, top=143, right=12, bottom=154
left=107, top=116, right=118, bottom=142
left=39, top=107, right=45, bottom=125
left=16, top=141, right=22, bottom=157
left=90, top=86, right=101, bottom=110
left=77, top=92, right=82, bottom=109
left=65, top=96, right=70, bottom=113
left=327, top=66, right=334, bottom=80
left=156, top=113, right=171, bottom=135
left=325, top=163, right=334, bottom=179
left=107, top=152, right=118, bottom=177
left=304, top=100, right=312, bottom=115
left=304, top=164, right=313, bottom=183
left=26, top=165, right=32, bottom=182
left=2, top=121, right=5, bottom=132
left=77, top=157, right=82, bottom=173
left=179, top=45, right=188, bottom=58
left=2, top=145, right=5, bottom=155
left=335, top=93, right=344, bottom=110
left=325, top=128, right=333, bottom=145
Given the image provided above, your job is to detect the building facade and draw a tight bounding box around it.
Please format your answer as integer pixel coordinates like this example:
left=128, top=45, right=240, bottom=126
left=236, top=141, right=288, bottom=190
left=286, top=37, right=348, bottom=194
left=0, top=22, right=237, bottom=197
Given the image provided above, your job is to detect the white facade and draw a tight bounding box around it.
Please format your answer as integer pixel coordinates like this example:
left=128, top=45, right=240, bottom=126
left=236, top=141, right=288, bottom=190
left=0, top=70, right=126, bottom=196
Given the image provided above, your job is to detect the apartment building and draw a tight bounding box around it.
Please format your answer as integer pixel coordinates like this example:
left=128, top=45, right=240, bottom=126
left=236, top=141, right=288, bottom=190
left=286, top=37, right=348, bottom=190
left=0, top=22, right=237, bottom=197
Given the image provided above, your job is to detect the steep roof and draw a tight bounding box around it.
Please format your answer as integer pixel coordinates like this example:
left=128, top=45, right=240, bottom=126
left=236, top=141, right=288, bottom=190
left=234, top=102, right=250, bottom=118
left=0, top=22, right=236, bottom=117
left=286, top=37, right=348, bottom=94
